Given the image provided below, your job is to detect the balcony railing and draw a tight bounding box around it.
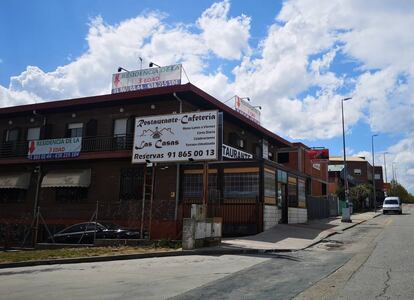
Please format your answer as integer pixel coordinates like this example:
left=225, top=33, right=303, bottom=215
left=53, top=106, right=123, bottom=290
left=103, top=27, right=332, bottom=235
left=0, top=135, right=134, bottom=159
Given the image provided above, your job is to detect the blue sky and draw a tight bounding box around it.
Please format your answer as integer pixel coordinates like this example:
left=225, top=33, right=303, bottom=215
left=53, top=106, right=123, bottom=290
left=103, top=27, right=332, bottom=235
left=1, top=0, right=413, bottom=191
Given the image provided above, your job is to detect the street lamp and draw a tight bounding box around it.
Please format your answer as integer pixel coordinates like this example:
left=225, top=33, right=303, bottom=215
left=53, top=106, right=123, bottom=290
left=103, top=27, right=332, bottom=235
left=341, top=97, right=352, bottom=222
left=372, top=134, right=378, bottom=212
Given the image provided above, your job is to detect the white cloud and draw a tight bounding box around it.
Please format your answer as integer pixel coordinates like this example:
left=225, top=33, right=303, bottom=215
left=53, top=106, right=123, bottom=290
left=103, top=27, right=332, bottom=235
left=197, top=0, right=251, bottom=60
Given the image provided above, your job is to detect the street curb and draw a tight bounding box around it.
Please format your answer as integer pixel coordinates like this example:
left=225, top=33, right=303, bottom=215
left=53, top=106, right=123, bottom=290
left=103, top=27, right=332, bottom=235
left=302, top=213, right=382, bottom=250
left=0, top=214, right=381, bottom=270
left=0, top=248, right=278, bottom=270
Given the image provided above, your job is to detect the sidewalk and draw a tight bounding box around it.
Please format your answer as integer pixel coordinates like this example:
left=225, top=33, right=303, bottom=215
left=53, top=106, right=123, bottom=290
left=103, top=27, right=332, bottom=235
left=220, top=211, right=381, bottom=251
left=0, top=211, right=381, bottom=269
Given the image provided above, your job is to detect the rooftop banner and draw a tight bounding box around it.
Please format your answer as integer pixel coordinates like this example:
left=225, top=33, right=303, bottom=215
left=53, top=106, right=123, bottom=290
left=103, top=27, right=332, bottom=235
left=308, top=148, right=329, bottom=161
left=234, top=96, right=261, bottom=124
left=132, top=111, right=218, bottom=163
left=111, top=64, right=182, bottom=94
left=27, top=137, right=82, bottom=160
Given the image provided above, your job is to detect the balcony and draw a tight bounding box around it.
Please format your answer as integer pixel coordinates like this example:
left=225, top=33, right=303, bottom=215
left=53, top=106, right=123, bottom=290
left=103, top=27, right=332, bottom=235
left=0, top=135, right=134, bottom=159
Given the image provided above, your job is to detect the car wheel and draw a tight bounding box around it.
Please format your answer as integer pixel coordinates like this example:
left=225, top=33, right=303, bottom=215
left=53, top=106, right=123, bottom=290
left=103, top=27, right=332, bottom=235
left=383, top=211, right=387, bottom=215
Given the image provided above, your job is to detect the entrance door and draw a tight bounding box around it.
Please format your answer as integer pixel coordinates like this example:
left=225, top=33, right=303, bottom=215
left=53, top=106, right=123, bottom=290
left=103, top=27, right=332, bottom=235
left=279, top=182, right=288, bottom=223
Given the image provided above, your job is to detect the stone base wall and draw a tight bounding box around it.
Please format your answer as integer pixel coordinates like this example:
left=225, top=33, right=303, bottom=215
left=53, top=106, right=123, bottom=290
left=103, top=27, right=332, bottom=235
left=264, top=205, right=281, bottom=230
left=288, top=207, right=308, bottom=224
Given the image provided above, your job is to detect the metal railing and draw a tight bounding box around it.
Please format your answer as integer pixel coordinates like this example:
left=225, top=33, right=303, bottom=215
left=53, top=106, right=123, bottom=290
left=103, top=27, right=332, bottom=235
left=0, top=135, right=134, bottom=159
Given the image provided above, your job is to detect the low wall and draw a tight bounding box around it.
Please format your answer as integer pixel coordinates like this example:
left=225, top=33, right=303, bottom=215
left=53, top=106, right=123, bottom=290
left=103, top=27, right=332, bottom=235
left=288, top=207, right=308, bottom=224
left=182, top=217, right=222, bottom=250
left=263, top=205, right=281, bottom=230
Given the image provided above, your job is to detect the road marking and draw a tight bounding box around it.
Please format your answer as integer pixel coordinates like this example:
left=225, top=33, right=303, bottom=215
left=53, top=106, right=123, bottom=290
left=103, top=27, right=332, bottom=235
left=385, top=219, right=393, bottom=226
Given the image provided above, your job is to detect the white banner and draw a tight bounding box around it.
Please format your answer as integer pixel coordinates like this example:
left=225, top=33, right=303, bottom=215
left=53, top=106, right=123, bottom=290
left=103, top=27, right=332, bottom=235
left=234, top=96, right=261, bottom=124
left=28, top=137, right=82, bottom=160
left=222, top=144, right=253, bottom=160
left=132, top=111, right=218, bottom=163
left=111, top=64, right=182, bottom=93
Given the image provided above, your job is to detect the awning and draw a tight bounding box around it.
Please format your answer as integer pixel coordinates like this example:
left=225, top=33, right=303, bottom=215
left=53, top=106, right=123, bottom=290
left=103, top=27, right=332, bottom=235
left=42, top=169, right=91, bottom=188
left=0, top=173, right=31, bottom=189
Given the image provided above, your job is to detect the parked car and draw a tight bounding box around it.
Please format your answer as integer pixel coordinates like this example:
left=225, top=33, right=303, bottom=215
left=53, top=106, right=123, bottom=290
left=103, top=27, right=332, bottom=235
left=48, top=222, right=140, bottom=244
left=382, top=197, right=402, bottom=215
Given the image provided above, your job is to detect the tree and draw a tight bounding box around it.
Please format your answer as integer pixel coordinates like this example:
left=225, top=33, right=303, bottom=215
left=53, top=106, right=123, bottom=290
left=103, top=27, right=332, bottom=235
left=388, top=180, right=414, bottom=203
left=349, top=184, right=372, bottom=209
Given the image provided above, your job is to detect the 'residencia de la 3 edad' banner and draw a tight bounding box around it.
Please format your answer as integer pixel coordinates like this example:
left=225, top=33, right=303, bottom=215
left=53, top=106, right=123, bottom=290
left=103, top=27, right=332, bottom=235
left=132, top=111, right=218, bottom=163
left=111, top=64, right=182, bottom=93
left=27, top=137, right=82, bottom=160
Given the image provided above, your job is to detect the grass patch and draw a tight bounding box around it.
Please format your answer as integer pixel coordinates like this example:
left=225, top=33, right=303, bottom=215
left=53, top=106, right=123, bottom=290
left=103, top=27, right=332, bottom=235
left=0, top=246, right=178, bottom=264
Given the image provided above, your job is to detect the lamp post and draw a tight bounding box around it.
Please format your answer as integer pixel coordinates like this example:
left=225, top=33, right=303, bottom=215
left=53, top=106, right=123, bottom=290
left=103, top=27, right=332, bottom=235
left=341, top=97, right=352, bottom=222
left=371, top=134, right=378, bottom=212
left=383, top=152, right=388, bottom=184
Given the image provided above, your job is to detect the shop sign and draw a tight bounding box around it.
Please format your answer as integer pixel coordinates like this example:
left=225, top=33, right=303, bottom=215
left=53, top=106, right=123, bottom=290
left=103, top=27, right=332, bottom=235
left=132, top=111, right=218, bottom=163
left=111, top=64, right=182, bottom=94
left=234, top=96, right=261, bottom=124
left=222, top=144, right=253, bottom=160
left=27, top=137, right=82, bottom=160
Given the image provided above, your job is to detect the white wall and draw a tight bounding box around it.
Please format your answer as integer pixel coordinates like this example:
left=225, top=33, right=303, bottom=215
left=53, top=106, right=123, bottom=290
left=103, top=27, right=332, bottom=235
left=264, top=205, right=281, bottom=230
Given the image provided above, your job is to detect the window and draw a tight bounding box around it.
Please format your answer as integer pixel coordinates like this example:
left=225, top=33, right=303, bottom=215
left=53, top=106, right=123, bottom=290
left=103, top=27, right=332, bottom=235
left=6, top=129, right=19, bottom=142
left=354, top=169, right=362, bottom=176
left=67, top=123, right=83, bottom=138
left=288, top=176, right=298, bottom=207
left=114, top=119, right=127, bottom=136
left=0, top=189, right=26, bottom=203
left=298, top=179, right=306, bottom=208
left=228, top=132, right=245, bottom=149
left=374, top=174, right=381, bottom=180
left=321, top=183, right=327, bottom=196
left=278, top=152, right=289, bottom=163
left=224, top=171, right=259, bottom=202
left=27, top=127, right=40, bottom=141
left=55, top=188, right=88, bottom=202
left=264, top=168, right=276, bottom=195
left=182, top=171, right=218, bottom=203
left=119, top=168, right=144, bottom=201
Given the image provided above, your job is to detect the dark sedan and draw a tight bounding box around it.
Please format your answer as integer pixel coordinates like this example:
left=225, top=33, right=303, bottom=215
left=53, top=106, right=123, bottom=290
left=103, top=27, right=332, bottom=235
left=48, top=222, right=140, bottom=244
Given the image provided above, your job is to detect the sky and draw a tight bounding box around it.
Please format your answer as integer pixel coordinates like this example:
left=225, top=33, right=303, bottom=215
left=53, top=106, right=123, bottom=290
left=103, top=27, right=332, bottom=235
left=1, top=0, right=413, bottom=192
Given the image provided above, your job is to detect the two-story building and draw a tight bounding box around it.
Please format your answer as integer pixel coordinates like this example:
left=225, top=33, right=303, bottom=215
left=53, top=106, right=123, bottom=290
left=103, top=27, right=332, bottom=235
left=0, top=83, right=329, bottom=244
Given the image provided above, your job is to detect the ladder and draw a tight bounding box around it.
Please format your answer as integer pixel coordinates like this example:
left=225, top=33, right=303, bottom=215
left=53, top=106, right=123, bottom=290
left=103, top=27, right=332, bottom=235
left=140, top=164, right=154, bottom=239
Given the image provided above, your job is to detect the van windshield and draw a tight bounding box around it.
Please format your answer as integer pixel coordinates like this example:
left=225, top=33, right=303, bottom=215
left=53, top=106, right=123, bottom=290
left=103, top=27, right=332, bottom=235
left=384, top=200, right=398, bottom=205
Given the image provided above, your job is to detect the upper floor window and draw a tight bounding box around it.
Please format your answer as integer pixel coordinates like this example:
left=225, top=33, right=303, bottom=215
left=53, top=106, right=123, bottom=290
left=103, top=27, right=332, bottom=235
left=27, top=127, right=41, bottom=141
left=278, top=152, right=289, bottom=163
left=354, top=169, right=362, bottom=176
left=5, top=128, right=19, bottom=142
left=67, top=123, right=83, bottom=138
left=374, top=174, right=381, bottom=180
left=114, top=119, right=128, bottom=137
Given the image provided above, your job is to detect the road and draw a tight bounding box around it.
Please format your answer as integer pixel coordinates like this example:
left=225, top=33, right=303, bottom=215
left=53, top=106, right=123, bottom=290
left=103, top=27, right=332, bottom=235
left=0, top=205, right=413, bottom=299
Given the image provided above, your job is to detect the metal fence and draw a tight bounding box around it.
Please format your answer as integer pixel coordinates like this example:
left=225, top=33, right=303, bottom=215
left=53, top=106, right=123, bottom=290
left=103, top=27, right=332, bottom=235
left=307, top=196, right=338, bottom=220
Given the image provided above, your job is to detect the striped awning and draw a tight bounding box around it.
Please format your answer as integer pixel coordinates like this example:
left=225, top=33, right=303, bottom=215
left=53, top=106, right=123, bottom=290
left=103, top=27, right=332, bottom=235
left=0, top=173, right=31, bottom=189
left=42, top=169, right=91, bottom=188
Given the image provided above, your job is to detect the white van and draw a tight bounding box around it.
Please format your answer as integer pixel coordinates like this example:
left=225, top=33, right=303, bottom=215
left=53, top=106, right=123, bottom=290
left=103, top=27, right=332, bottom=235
left=382, top=197, right=402, bottom=214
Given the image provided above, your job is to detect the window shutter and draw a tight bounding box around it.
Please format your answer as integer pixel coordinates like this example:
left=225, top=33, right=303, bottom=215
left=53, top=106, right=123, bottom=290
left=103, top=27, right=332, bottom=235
left=85, top=119, right=98, bottom=137
left=43, top=124, right=53, bottom=139
left=126, top=116, right=135, bottom=136
left=2, top=129, right=8, bottom=143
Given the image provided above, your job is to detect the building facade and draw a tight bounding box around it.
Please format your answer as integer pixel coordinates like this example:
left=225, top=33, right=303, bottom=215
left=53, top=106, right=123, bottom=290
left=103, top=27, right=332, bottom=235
left=0, top=83, right=328, bottom=244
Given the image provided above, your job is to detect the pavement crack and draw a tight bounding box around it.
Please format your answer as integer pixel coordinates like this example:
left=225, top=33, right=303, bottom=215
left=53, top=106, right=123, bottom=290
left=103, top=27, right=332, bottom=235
left=376, top=268, right=391, bottom=299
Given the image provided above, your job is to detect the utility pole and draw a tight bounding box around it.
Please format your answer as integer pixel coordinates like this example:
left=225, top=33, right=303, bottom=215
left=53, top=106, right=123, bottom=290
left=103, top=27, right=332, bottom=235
left=371, top=134, right=378, bottom=212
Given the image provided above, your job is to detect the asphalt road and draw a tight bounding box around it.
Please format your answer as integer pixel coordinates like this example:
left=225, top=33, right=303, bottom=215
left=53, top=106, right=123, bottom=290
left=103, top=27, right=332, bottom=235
left=0, top=206, right=413, bottom=300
